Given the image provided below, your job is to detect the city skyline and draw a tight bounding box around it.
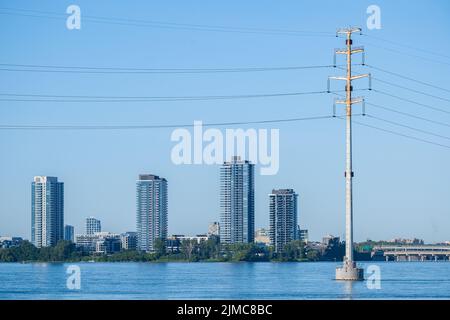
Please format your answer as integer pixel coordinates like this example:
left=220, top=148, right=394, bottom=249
left=1, top=1, right=450, bottom=243
left=10, top=163, right=447, bottom=245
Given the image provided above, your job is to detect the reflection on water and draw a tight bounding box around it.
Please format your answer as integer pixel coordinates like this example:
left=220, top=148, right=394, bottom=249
left=341, top=281, right=354, bottom=300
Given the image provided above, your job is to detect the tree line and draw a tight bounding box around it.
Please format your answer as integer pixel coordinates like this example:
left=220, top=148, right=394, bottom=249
left=0, top=237, right=347, bottom=263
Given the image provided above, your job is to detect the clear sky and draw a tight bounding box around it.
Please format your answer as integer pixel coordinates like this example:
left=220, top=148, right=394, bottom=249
left=1, top=0, right=450, bottom=243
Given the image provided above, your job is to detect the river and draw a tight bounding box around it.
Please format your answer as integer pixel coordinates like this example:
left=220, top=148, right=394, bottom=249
left=1, top=261, right=449, bottom=299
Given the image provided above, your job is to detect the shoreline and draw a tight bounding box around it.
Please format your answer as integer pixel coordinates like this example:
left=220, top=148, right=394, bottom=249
left=1, top=259, right=382, bottom=264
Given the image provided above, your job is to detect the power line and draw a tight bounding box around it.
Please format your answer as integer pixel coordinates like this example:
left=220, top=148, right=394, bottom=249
left=361, top=33, right=450, bottom=60
left=0, top=63, right=338, bottom=74
left=332, top=87, right=450, bottom=128
left=372, top=77, right=450, bottom=104
left=0, top=114, right=335, bottom=130
left=372, top=89, right=450, bottom=115
left=331, top=86, right=450, bottom=149
left=350, top=118, right=450, bottom=150
left=366, top=101, right=450, bottom=129
left=366, top=114, right=450, bottom=141
left=365, top=64, right=450, bottom=94
left=0, top=7, right=334, bottom=37
left=0, top=90, right=337, bottom=103
left=5, top=110, right=450, bottom=152
left=362, top=41, right=450, bottom=67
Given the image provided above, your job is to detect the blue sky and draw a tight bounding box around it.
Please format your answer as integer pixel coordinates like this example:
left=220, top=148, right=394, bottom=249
left=1, top=0, right=450, bottom=242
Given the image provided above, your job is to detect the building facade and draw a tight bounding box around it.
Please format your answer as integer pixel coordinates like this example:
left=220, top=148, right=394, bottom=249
left=0, top=236, right=23, bottom=249
left=75, top=232, right=121, bottom=254
left=121, top=232, right=138, bottom=250
left=269, top=189, right=298, bottom=253
left=167, top=234, right=208, bottom=253
left=299, top=229, right=309, bottom=243
left=207, top=222, right=220, bottom=238
left=86, top=217, right=101, bottom=235
left=220, top=156, right=255, bottom=244
left=31, top=176, right=64, bottom=248
left=255, top=228, right=271, bottom=246
left=64, top=225, right=74, bottom=242
left=95, top=234, right=121, bottom=254
left=75, top=234, right=97, bottom=252
left=136, top=174, right=168, bottom=252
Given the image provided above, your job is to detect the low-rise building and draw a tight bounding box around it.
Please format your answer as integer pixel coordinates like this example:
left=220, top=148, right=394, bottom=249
left=75, top=234, right=97, bottom=252
left=96, top=236, right=122, bottom=254
left=121, top=232, right=137, bottom=250
left=0, top=236, right=23, bottom=248
left=321, top=235, right=344, bottom=261
left=75, top=232, right=121, bottom=254
left=299, top=229, right=309, bottom=243
left=170, top=234, right=208, bottom=243
left=255, top=228, right=271, bottom=246
left=391, top=238, right=424, bottom=245
left=166, top=234, right=208, bottom=253
left=64, top=225, right=74, bottom=242
left=322, top=234, right=340, bottom=246
left=207, top=222, right=220, bottom=238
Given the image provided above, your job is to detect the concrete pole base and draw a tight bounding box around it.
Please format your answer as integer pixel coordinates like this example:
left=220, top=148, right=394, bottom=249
left=336, top=260, right=364, bottom=281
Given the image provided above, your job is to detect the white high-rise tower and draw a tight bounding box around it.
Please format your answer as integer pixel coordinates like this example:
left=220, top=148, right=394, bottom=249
left=31, top=176, right=64, bottom=248
left=219, top=156, right=255, bottom=244
left=136, top=174, right=168, bottom=252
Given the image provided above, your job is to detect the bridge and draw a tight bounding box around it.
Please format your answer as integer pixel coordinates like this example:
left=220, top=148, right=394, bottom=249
left=372, top=245, right=450, bottom=261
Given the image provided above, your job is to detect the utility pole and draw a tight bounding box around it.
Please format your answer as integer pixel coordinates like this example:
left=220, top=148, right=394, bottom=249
left=330, top=27, right=369, bottom=281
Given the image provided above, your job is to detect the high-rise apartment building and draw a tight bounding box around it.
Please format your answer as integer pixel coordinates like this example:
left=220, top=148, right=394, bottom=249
left=220, top=156, right=255, bottom=244
left=269, top=189, right=298, bottom=253
left=136, top=174, right=168, bottom=252
left=31, top=176, right=64, bottom=248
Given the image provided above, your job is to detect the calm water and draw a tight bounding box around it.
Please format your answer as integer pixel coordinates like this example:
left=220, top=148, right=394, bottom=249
left=0, top=262, right=449, bottom=299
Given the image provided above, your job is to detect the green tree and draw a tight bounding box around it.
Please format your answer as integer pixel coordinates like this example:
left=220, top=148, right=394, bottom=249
left=181, top=239, right=198, bottom=261
left=281, top=240, right=306, bottom=261
left=197, top=236, right=220, bottom=261
left=0, top=248, right=15, bottom=262
left=226, top=243, right=270, bottom=262
left=306, top=249, right=320, bottom=261
left=153, top=238, right=167, bottom=259
left=52, top=240, right=78, bottom=261
left=7, top=241, right=39, bottom=262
